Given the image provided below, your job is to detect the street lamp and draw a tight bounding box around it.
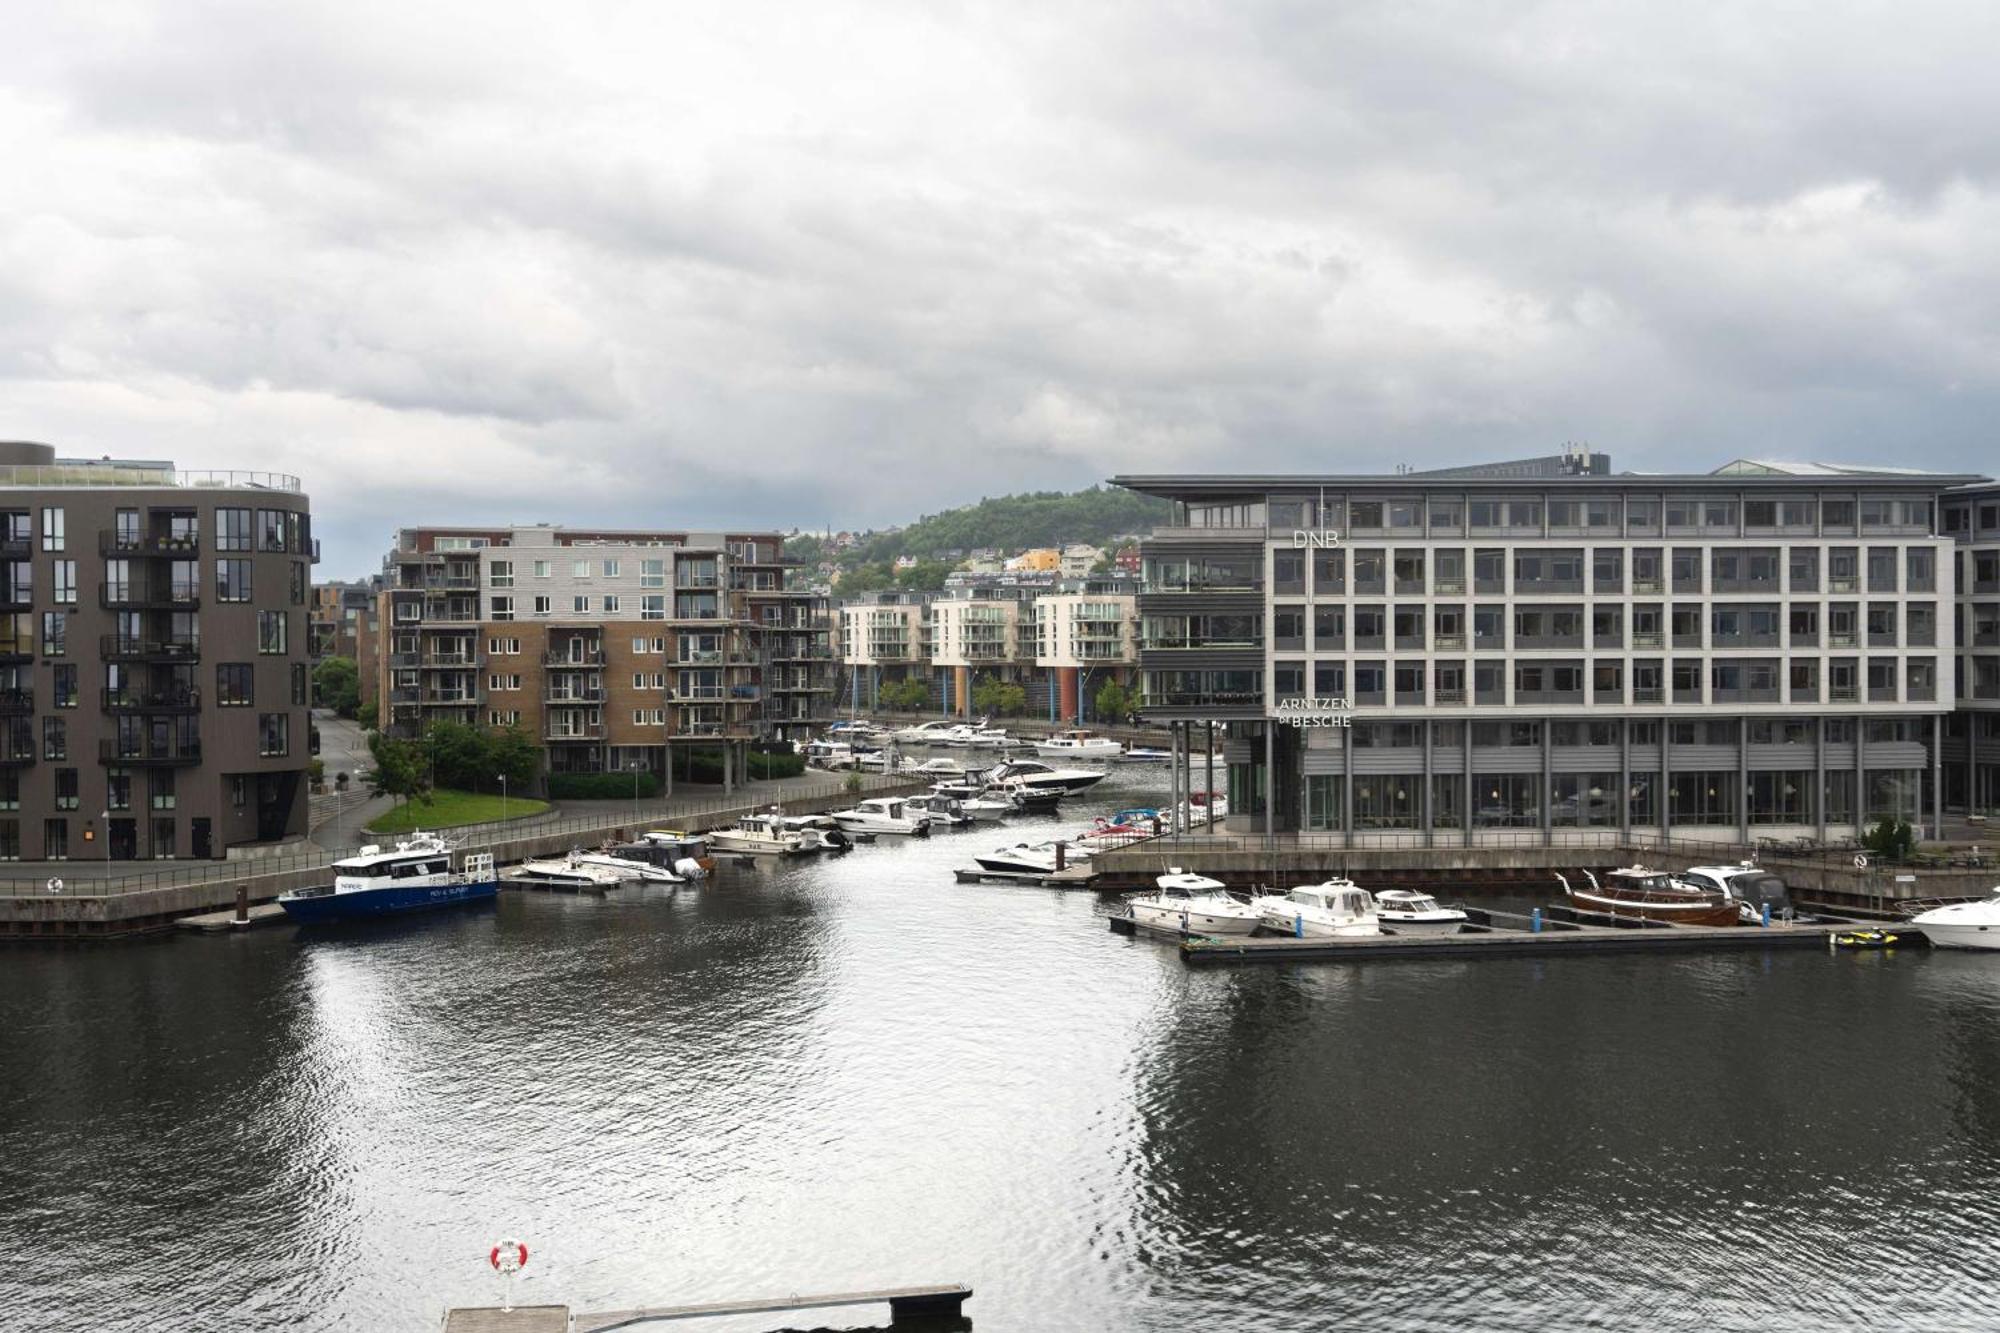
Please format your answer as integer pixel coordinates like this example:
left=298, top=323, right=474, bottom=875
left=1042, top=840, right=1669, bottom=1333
left=100, top=809, right=110, bottom=876
left=497, top=773, right=507, bottom=826
left=628, top=759, right=644, bottom=828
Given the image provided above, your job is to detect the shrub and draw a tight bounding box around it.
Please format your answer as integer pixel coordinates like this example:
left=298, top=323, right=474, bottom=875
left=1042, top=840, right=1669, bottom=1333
left=548, top=772, right=663, bottom=801
left=747, top=750, right=805, bottom=779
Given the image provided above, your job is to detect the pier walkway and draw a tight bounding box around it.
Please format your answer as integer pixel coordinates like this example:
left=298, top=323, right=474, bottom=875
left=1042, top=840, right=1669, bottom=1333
left=442, top=1283, right=972, bottom=1331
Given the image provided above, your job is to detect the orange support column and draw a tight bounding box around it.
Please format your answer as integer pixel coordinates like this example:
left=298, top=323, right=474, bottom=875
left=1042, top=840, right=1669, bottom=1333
left=955, top=665, right=971, bottom=719
left=1057, top=667, right=1079, bottom=723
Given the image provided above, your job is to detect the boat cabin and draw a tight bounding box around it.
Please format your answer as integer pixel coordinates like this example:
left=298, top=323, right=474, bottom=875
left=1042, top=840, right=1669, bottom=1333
left=1376, top=890, right=1443, bottom=913
left=1283, top=884, right=1376, bottom=917
left=333, top=834, right=456, bottom=890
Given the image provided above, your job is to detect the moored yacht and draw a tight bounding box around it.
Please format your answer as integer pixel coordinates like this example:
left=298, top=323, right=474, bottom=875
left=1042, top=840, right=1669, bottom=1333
left=1910, top=889, right=2000, bottom=949
left=571, top=850, right=683, bottom=884
left=972, top=840, right=1092, bottom=875
left=891, top=719, right=961, bottom=744
left=1372, top=889, right=1467, bottom=935
left=829, top=796, right=934, bottom=836
left=905, top=794, right=975, bottom=827
left=708, top=813, right=816, bottom=856
left=1680, top=862, right=1797, bottom=923
left=278, top=833, right=498, bottom=922
left=985, top=758, right=1107, bottom=795
left=1035, top=729, right=1123, bottom=759
left=1256, top=880, right=1381, bottom=937
left=626, top=831, right=713, bottom=877
left=1124, top=870, right=1263, bottom=936
left=508, top=853, right=634, bottom=889
left=1556, top=866, right=1740, bottom=927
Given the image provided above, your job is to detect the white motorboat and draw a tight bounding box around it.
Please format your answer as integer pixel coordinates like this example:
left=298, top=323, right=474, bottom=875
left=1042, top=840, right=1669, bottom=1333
left=1372, top=889, right=1466, bottom=935
left=770, top=814, right=855, bottom=851
left=1116, top=746, right=1172, bottom=763
left=802, top=739, right=857, bottom=769
left=829, top=796, right=934, bottom=836
left=1257, top=880, right=1382, bottom=937
left=1911, top=888, right=2000, bottom=949
left=1680, top=862, right=1797, bottom=923
left=707, top=813, right=816, bottom=856
left=624, top=831, right=713, bottom=877
left=1124, top=870, right=1263, bottom=936
left=940, top=724, right=1012, bottom=748
left=1035, top=728, right=1123, bottom=760
left=571, top=850, right=684, bottom=884
left=911, top=757, right=967, bottom=778
left=984, top=758, right=1107, bottom=795
left=891, top=719, right=961, bottom=743
left=509, top=853, right=635, bottom=889
left=905, top=794, right=975, bottom=827
left=936, top=787, right=1013, bottom=821
left=972, top=840, right=1092, bottom=875
left=278, top=832, right=498, bottom=922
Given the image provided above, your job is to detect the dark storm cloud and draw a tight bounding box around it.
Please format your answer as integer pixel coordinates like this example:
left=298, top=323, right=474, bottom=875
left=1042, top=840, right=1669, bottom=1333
left=3, top=0, right=1999, bottom=575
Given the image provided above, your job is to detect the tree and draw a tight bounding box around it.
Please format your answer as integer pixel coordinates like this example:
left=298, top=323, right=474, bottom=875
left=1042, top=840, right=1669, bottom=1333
left=313, top=656, right=362, bottom=717
left=837, top=562, right=895, bottom=594
left=895, top=560, right=953, bottom=592
left=880, top=677, right=930, bottom=712
left=357, top=700, right=379, bottom=732
left=422, top=720, right=490, bottom=791
left=971, top=675, right=1027, bottom=717
left=489, top=724, right=540, bottom=791
left=1095, top=679, right=1134, bottom=721
left=366, top=734, right=431, bottom=809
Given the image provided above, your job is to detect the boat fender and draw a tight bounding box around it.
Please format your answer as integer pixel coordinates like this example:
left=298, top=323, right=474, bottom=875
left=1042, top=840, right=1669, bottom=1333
left=673, top=858, right=705, bottom=880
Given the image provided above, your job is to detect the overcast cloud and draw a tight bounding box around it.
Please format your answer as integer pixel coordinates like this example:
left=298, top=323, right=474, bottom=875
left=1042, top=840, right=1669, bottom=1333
left=4, top=1, right=1999, bottom=574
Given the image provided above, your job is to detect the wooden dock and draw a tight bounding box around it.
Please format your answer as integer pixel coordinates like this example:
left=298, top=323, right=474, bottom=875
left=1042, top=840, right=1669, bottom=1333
left=174, top=903, right=289, bottom=933
left=953, top=866, right=1099, bottom=890
left=444, top=1284, right=971, bottom=1331
left=1162, top=919, right=1841, bottom=965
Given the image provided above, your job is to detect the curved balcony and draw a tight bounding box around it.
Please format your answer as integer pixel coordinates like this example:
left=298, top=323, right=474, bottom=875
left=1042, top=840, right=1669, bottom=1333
left=99, top=587, right=201, bottom=612
left=100, top=635, right=201, bottom=663
left=98, top=738, right=203, bottom=766
left=101, top=689, right=202, bottom=715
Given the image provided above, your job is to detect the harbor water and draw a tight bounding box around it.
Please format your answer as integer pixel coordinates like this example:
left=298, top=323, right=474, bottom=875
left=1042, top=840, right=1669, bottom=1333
left=5, top=765, right=2000, bottom=1331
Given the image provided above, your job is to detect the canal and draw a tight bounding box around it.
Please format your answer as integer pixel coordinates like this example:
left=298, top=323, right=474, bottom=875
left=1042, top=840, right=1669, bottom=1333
left=4, top=764, right=2000, bottom=1331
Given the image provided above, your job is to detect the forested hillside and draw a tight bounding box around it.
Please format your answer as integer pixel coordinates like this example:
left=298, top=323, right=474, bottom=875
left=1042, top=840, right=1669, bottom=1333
left=848, top=487, right=1169, bottom=563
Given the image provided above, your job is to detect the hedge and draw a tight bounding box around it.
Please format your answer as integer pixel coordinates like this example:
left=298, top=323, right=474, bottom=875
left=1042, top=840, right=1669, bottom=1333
left=548, top=772, right=663, bottom=801
left=748, top=750, right=805, bottom=779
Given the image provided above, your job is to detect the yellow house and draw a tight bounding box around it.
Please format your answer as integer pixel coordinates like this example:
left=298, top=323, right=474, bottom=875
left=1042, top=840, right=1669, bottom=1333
left=1006, top=547, right=1061, bottom=572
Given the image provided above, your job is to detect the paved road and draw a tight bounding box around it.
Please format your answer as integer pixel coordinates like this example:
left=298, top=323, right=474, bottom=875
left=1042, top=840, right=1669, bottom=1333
left=313, top=709, right=371, bottom=782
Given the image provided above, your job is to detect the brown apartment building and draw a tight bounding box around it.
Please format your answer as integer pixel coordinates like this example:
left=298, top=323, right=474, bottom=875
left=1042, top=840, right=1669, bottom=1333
left=370, top=525, right=833, bottom=784
left=0, top=441, right=315, bottom=861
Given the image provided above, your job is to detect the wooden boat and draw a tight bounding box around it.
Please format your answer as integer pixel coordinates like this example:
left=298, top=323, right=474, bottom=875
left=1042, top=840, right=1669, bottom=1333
left=1556, top=865, right=1740, bottom=927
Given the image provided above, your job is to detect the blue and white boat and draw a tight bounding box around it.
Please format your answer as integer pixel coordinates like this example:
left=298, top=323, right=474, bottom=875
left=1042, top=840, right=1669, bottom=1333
left=278, top=832, right=498, bottom=922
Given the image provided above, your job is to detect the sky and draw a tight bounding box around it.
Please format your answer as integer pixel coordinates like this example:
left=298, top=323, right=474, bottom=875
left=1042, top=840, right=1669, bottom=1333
left=5, top=1, right=2000, bottom=577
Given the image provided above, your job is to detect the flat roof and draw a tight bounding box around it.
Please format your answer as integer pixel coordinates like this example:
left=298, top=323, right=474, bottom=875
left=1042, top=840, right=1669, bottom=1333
left=1110, top=470, right=1990, bottom=498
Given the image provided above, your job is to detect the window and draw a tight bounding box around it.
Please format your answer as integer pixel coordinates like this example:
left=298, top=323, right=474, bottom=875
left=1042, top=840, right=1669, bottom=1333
left=42, top=716, right=64, bottom=760
left=51, top=664, right=75, bottom=709
left=642, top=595, right=666, bottom=620
left=258, top=509, right=288, bottom=552
left=633, top=708, right=666, bottom=725
left=217, top=559, right=251, bottom=602
left=106, top=771, right=131, bottom=811
left=259, top=713, right=289, bottom=757
left=54, top=768, right=77, bottom=811
left=490, top=596, right=514, bottom=622
left=51, top=561, right=75, bottom=604
left=40, top=613, right=64, bottom=657
left=572, top=559, right=592, bottom=579
left=602, top=595, right=620, bottom=614
left=291, top=662, right=308, bottom=706
left=573, top=595, right=590, bottom=613
left=489, top=674, right=522, bottom=691
left=488, top=710, right=522, bottom=727
left=533, top=596, right=552, bottom=616
left=230, top=775, right=247, bottom=808
left=602, top=559, right=620, bottom=577
left=290, top=562, right=306, bottom=605
left=217, top=664, right=253, bottom=706
left=258, top=611, right=288, bottom=654
left=533, top=560, right=551, bottom=578
left=489, top=560, right=514, bottom=588
left=640, top=559, right=666, bottom=587
left=151, top=771, right=175, bottom=810
left=38, top=508, right=62, bottom=552
left=43, top=819, right=67, bottom=860
left=488, top=636, right=520, bottom=654
left=217, top=508, right=251, bottom=551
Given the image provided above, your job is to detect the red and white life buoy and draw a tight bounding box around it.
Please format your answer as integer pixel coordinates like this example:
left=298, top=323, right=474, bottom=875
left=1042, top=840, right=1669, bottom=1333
left=489, top=1239, right=528, bottom=1272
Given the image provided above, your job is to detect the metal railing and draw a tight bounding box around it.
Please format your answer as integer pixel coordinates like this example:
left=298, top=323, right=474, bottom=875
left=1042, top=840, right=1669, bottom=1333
left=0, top=466, right=300, bottom=491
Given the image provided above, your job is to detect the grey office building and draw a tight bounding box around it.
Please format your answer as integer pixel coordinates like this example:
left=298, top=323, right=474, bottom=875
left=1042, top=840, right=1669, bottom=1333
left=1117, top=453, right=1979, bottom=846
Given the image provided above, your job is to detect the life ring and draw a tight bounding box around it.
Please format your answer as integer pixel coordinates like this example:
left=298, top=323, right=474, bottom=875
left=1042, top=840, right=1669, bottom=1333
left=490, top=1240, right=528, bottom=1271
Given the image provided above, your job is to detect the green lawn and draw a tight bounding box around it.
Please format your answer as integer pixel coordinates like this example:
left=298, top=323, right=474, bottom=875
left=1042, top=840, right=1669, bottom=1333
left=365, top=789, right=549, bottom=835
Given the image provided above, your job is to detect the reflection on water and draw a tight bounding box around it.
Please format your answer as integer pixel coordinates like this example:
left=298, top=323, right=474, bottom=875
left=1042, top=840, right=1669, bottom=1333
left=5, top=765, right=2000, bottom=1330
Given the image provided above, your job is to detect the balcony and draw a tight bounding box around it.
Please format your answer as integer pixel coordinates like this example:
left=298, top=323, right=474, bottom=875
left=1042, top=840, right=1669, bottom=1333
left=545, top=724, right=606, bottom=742
left=100, top=587, right=201, bottom=611
left=1633, top=686, right=1665, bottom=704
left=0, top=588, right=29, bottom=612
left=101, top=689, right=201, bottom=714
left=99, top=738, right=202, bottom=766
left=1830, top=685, right=1860, bottom=703
left=546, top=689, right=606, bottom=705
left=1434, top=578, right=1465, bottom=595
left=1434, top=687, right=1466, bottom=705
left=544, top=650, right=605, bottom=667
left=389, top=686, right=422, bottom=704
left=421, top=653, right=484, bottom=669
left=0, top=536, right=28, bottom=558
left=0, top=689, right=26, bottom=715
left=1632, top=578, right=1664, bottom=594
left=100, top=635, right=200, bottom=663
left=99, top=532, right=201, bottom=557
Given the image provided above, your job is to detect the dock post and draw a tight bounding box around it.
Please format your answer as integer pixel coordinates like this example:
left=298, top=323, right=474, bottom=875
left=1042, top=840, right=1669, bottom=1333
left=235, top=884, right=248, bottom=924
left=1054, top=840, right=1067, bottom=872
left=1762, top=902, right=1771, bottom=928
left=1294, top=911, right=1303, bottom=938
left=1531, top=907, right=1542, bottom=933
